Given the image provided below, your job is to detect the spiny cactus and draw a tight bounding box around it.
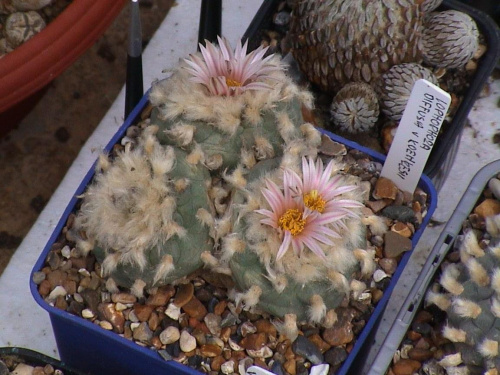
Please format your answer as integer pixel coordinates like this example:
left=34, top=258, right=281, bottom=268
left=426, top=213, right=500, bottom=372
left=149, top=37, right=314, bottom=172
left=73, top=127, right=215, bottom=292
left=210, top=155, right=375, bottom=325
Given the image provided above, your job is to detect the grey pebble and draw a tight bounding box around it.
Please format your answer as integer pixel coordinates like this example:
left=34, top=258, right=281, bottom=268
left=381, top=205, right=416, bottom=222
left=132, top=322, right=153, bottom=343
left=32, top=271, right=46, bottom=284
left=292, top=335, right=324, bottom=365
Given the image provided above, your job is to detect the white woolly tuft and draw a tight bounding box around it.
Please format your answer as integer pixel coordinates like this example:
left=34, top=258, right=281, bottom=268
left=491, top=268, right=500, bottom=294
left=478, top=338, right=499, bottom=358
left=270, top=274, right=288, bottom=294
left=452, top=298, right=482, bottom=318
left=353, top=249, right=376, bottom=277
left=362, top=215, right=389, bottom=236
left=163, top=220, right=187, bottom=240
left=492, top=298, right=500, bottom=318
left=101, top=253, right=121, bottom=276
left=150, top=145, right=175, bottom=176
left=442, top=325, right=467, bottom=343
left=105, top=278, right=119, bottom=294
left=440, top=264, right=465, bottom=295
left=242, top=285, right=262, bottom=308
left=196, top=208, right=215, bottom=228
left=153, top=255, right=175, bottom=285
left=426, top=290, right=451, bottom=311
left=327, top=270, right=350, bottom=293
left=223, top=166, right=247, bottom=189
left=200, top=251, right=219, bottom=268
left=97, top=153, right=111, bottom=172
left=143, top=133, right=156, bottom=156
left=205, top=154, right=223, bottom=170
left=76, top=239, right=95, bottom=257
left=253, top=136, right=275, bottom=160
left=350, top=279, right=367, bottom=300
left=466, top=258, right=490, bottom=287
left=240, top=148, right=256, bottom=169
left=292, top=263, right=322, bottom=284
left=276, top=112, right=297, bottom=143
left=221, top=234, right=246, bottom=256
left=164, top=123, right=195, bottom=146
left=130, top=279, right=147, bottom=298
left=300, top=123, right=322, bottom=146
left=461, top=230, right=485, bottom=259
left=437, top=352, right=463, bottom=367
left=273, top=313, right=299, bottom=342
left=174, top=178, right=190, bottom=193
left=186, top=143, right=205, bottom=165
left=308, top=295, right=327, bottom=323
left=322, top=309, right=338, bottom=328
left=120, top=248, right=148, bottom=271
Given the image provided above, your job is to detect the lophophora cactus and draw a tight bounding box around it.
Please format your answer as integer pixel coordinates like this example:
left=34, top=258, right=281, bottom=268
left=426, top=214, right=500, bottom=372
left=73, top=127, right=215, bottom=293
left=72, top=37, right=377, bottom=328
left=219, top=156, right=375, bottom=325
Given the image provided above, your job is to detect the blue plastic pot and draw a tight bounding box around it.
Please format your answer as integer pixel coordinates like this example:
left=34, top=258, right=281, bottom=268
left=30, top=93, right=437, bottom=375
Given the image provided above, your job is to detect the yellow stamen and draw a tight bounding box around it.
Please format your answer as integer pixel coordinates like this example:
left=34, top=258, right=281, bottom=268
left=226, top=77, right=242, bottom=87
left=303, top=190, right=326, bottom=213
left=278, top=209, right=306, bottom=236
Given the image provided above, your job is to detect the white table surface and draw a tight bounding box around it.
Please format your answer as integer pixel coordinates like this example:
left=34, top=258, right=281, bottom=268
left=0, top=1, right=498, bottom=373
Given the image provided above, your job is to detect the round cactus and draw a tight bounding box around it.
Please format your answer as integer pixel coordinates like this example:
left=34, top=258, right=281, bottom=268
left=74, top=127, right=215, bottom=291
left=377, top=63, right=438, bottom=121
left=330, top=82, right=380, bottom=133
left=288, top=0, right=423, bottom=93
left=426, top=215, right=500, bottom=372
left=149, top=37, right=314, bottom=172
left=220, top=155, right=375, bottom=324
left=421, top=10, right=479, bottom=69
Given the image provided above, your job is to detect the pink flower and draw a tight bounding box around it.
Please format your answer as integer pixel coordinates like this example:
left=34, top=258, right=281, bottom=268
left=256, top=158, right=362, bottom=261
left=184, top=36, right=278, bottom=96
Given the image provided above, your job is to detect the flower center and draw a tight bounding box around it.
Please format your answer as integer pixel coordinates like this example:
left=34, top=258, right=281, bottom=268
left=278, top=209, right=306, bottom=236
left=303, top=190, right=326, bottom=213
left=225, top=77, right=242, bottom=87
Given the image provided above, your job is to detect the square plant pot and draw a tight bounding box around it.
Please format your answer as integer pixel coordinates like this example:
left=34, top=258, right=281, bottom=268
left=242, top=0, right=500, bottom=191
left=355, top=159, right=500, bottom=374
left=30, top=93, right=437, bottom=375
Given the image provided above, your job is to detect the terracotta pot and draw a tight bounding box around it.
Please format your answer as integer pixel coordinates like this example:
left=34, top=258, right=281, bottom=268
left=0, top=0, right=126, bottom=115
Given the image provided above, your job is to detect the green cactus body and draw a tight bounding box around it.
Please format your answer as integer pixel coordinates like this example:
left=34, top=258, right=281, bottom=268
left=149, top=56, right=312, bottom=172
left=427, top=222, right=500, bottom=371
left=223, top=156, right=371, bottom=324
left=76, top=130, right=214, bottom=289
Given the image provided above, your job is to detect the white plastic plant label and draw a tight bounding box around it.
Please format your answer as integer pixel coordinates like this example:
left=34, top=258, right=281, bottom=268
left=381, top=79, right=451, bottom=193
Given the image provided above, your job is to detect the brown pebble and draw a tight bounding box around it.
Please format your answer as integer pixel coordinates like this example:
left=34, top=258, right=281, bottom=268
left=148, top=311, right=160, bottom=331
left=474, top=198, right=500, bottom=218
left=373, top=177, right=398, bottom=200
left=134, top=304, right=154, bottom=322
left=307, top=333, right=331, bottom=353
left=365, top=199, right=392, bottom=213
left=392, top=359, right=421, bottom=375
left=174, top=283, right=195, bottom=307
left=414, top=310, right=433, bottom=324
left=182, top=296, right=207, bottom=320
left=322, top=322, right=354, bottom=346
left=406, top=330, right=421, bottom=342
left=151, top=336, right=162, bottom=350
left=283, top=359, right=297, bottom=375
left=383, top=231, right=412, bottom=258
left=254, top=319, right=277, bottom=337
left=254, top=358, right=268, bottom=370
left=38, top=279, right=51, bottom=297
left=379, top=258, right=398, bottom=275
left=47, top=269, right=67, bottom=289
left=200, top=344, right=223, bottom=357
left=391, top=222, right=412, bottom=238
left=62, top=279, right=77, bottom=295
left=55, top=295, right=67, bottom=310
left=147, top=285, right=175, bottom=306
left=220, top=326, right=232, bottom=342
left=211, top=355, right=225, bottom=371
left=371, top=288, right=383, bottom=303
left=111, top=293, right=137, bottom=304
left=98, top=303, right=125, bottom=333
left=214, top=300, right=227, bottom=316
left=408, top=347, right=433, bottom=361
left=239, top=333, right=267, bottom=351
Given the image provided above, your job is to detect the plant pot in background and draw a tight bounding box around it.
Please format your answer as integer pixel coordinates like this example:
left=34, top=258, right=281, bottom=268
left=354, top=159, right=500, bottom=374
left=242, top=0, right=500, bottom=191
left=0, top=346, right=85, bottom=375
left=0, top=0, right=126, bottom=135
left=29, top=93, right=437, bottom=375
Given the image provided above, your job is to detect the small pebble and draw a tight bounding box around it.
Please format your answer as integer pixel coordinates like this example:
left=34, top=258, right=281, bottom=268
left=179, top=330, right=197, bottom=352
